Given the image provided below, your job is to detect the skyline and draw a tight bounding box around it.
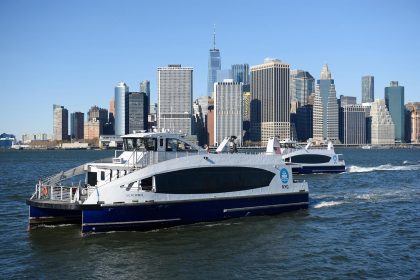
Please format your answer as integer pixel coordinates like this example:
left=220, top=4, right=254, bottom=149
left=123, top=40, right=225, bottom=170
left=1, top=0, right=419, bottom=137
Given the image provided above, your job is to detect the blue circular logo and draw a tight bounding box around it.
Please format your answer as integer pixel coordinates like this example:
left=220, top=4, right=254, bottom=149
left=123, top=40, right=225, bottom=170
left=333, top=155, right=337, bottom=162
left=280, top=168, right=289, bottom=184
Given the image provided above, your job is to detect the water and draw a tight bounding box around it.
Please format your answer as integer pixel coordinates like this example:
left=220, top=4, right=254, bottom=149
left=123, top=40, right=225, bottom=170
left=0, top=148, right=419, bottom=279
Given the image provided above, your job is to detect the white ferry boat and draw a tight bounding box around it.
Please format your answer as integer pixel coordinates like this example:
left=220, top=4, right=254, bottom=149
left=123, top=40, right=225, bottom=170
left=26, top=131, right=309, bottom=233
left=266, top=138, right=345, bottom=174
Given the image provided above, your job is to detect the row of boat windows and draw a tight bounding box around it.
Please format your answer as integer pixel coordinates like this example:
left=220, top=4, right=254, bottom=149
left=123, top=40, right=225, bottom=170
left=284, top=154, right=331, bottom=164
left=89, top=167, right=275, bottom=193
left=88, top=170, right=129, bottom=186
left=124, top=137, right=197, bottom=152
left=140, top=167, right=275, bottom=194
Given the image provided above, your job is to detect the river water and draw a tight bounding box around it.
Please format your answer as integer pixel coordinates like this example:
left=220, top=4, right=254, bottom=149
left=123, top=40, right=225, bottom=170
left=0, top=148, right=419, bottom=279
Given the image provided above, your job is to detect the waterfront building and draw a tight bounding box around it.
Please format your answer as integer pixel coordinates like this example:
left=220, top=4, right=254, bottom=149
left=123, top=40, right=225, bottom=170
left=250, top=59, right=290, bottom=144
left=338, top=95, right=357, bottom=142
left=362, top=75, right=374, bottom=103
left=339, top=95, right=357, bottom=107
left=87, top=105, right=108, bottom=133
left=139, top=80, right=150, bottom=96
left=232, top=64, right=249, bottom=84
left=70, top=112, right=84, bottom=140
left=114, top=82, right=129, bottom=136
left=128, top=92, right=148, bottom=133
left=214, top=79, right=243, bottom=146
left=207, top=28, right=221, bottom=95
left=148, top=103, right=158, bottom=128
left=22, top=133, right=49, bottom=143
left=342, top=105, right=367, bottom=145
left=405, top=102, right=420, bottom=143
left=370, top=99, right=395, bottom=144
left=313, top=64, right=339, bottom=143
left=295, top=105, right=313, bottom=141
left=385, top=81, right=405, bottom=142
left=84, top=118, right=102, bottom=141
left=207, top=99, right=215, bottom=146
left=53, top=104, right=68, bottom=141
left=193, top=96, right=213, bottom=146
left=158, top=64, right=193, bottom=134
left=106, top=97, right=115, bottom=135
left=290, top=70, right=315, bottom=107
left=243, top=91, right=252, bottom=142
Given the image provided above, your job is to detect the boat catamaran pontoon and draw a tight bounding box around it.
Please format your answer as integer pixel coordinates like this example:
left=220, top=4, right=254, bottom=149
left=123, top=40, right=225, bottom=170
left=26, top=132, right=309, bottom=233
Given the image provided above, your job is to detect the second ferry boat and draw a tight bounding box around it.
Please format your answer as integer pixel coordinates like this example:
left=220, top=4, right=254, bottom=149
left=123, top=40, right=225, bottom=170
left=26, top=131, right=309, bottom=233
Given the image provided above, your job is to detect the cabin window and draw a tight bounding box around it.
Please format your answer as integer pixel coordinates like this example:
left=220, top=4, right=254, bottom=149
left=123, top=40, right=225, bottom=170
left=110, top=170, right=113, bottom=179
left=123, top=137, right=157, bottom=151
left=117, top=170, right=120, bottom=178
left=166, top=138, right=196, bottom=152
left=160, top=138, right=163, bottom=147
left=290, top=154, right=331, bottom=164
left=87, top=172, right=97, bottom=186
left=141, top=177, right=153, bottom=191
left=154, top=167, right=275, bottom=194
left=100, top=171, right=105, bottom=181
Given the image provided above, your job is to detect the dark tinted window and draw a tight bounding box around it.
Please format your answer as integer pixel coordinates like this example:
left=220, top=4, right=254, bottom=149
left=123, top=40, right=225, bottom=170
left=154, top=167, right=275, bottom=194
left=290, top=154, right=331, bottom=164
left=87, top=172, right=97, bottom=186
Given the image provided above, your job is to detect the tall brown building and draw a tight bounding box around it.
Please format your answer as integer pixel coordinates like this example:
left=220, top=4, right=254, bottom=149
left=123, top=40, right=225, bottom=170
left=406, top=102, right=420, bottom=143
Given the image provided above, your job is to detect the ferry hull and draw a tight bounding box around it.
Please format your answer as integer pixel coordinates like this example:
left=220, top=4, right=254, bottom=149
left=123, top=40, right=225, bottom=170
left=292, top=165, right=345, bottom=174
left=82, top=192, right=309, bottom=233
left=27, top=199, right=82, bottom=228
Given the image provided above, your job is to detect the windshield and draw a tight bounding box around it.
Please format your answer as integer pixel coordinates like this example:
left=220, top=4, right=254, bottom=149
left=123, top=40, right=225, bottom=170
left=124, top=137, right=156, bottom=151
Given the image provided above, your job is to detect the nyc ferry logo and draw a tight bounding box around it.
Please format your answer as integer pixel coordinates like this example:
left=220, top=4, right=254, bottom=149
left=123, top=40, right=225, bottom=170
left=280, top=167, right=289, bottom=186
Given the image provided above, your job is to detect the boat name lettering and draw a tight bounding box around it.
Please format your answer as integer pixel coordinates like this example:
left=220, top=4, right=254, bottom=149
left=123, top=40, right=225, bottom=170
left=127, top=193, right=144, bottom=197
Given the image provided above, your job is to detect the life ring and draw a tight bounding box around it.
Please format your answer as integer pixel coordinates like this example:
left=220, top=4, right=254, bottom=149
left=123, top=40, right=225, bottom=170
left=41, top=186, right=48, bottom=196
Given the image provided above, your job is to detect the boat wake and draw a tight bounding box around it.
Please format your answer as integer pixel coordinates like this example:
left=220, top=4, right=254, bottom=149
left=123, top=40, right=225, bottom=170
left=346, top=163, right=420, bottom=173
left=313, top=201, right=345, bottom=209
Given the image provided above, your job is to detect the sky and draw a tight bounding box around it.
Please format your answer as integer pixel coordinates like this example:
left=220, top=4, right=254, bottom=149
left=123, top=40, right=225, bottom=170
left=1, top=0, right=419, bottom=138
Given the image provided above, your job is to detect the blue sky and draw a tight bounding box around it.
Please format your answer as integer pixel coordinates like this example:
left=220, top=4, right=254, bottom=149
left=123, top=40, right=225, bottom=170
left=1, top=0, right=419, bottom=138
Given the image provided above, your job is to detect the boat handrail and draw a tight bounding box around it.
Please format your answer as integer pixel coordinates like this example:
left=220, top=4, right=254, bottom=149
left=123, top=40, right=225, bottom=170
left=42, top=164, right=86, bottom=186
left=33, top=183, right=80, bottom=203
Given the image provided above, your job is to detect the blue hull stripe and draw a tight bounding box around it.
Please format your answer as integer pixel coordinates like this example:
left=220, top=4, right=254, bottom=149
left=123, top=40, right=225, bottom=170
left=292, top=165, right=345, bottom=174
left=82, top=192, right=309, bottom=233
left=223, top=202, right=308, bottom=213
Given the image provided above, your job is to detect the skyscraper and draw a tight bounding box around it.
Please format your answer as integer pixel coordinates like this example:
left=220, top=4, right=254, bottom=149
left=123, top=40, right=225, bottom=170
left=70, top=112, right=84, bottom=140
left=53, top=104, right=68, bottom=141
left=231, top=64, right=249, bottom=84
left=87, top=105, right=108, bottom=132
left=342, top=105, right=366, bottom=144
left=214, top=80, right=243, bottom=145
left=139, top=80, right=150, bottom=96
left=313, top=64, right=339, bottom=143
left=362, top=75, right=374, bottom=103
left=207, top=27, right=221, bottom=95
left=250, top=59, right=290, bottom=144
left=385, top=81, right=405, bottom=142
left=158, top=64, right=193, bottom=134
left=114, top=82, right=129, bottom=136
left=405, top=102, right=420, bottom=143
left=290, top=70, right=315, bottom=107
left=370, top=99, right=395, bottom=144
left=128, top=92, right=148, bottom=133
